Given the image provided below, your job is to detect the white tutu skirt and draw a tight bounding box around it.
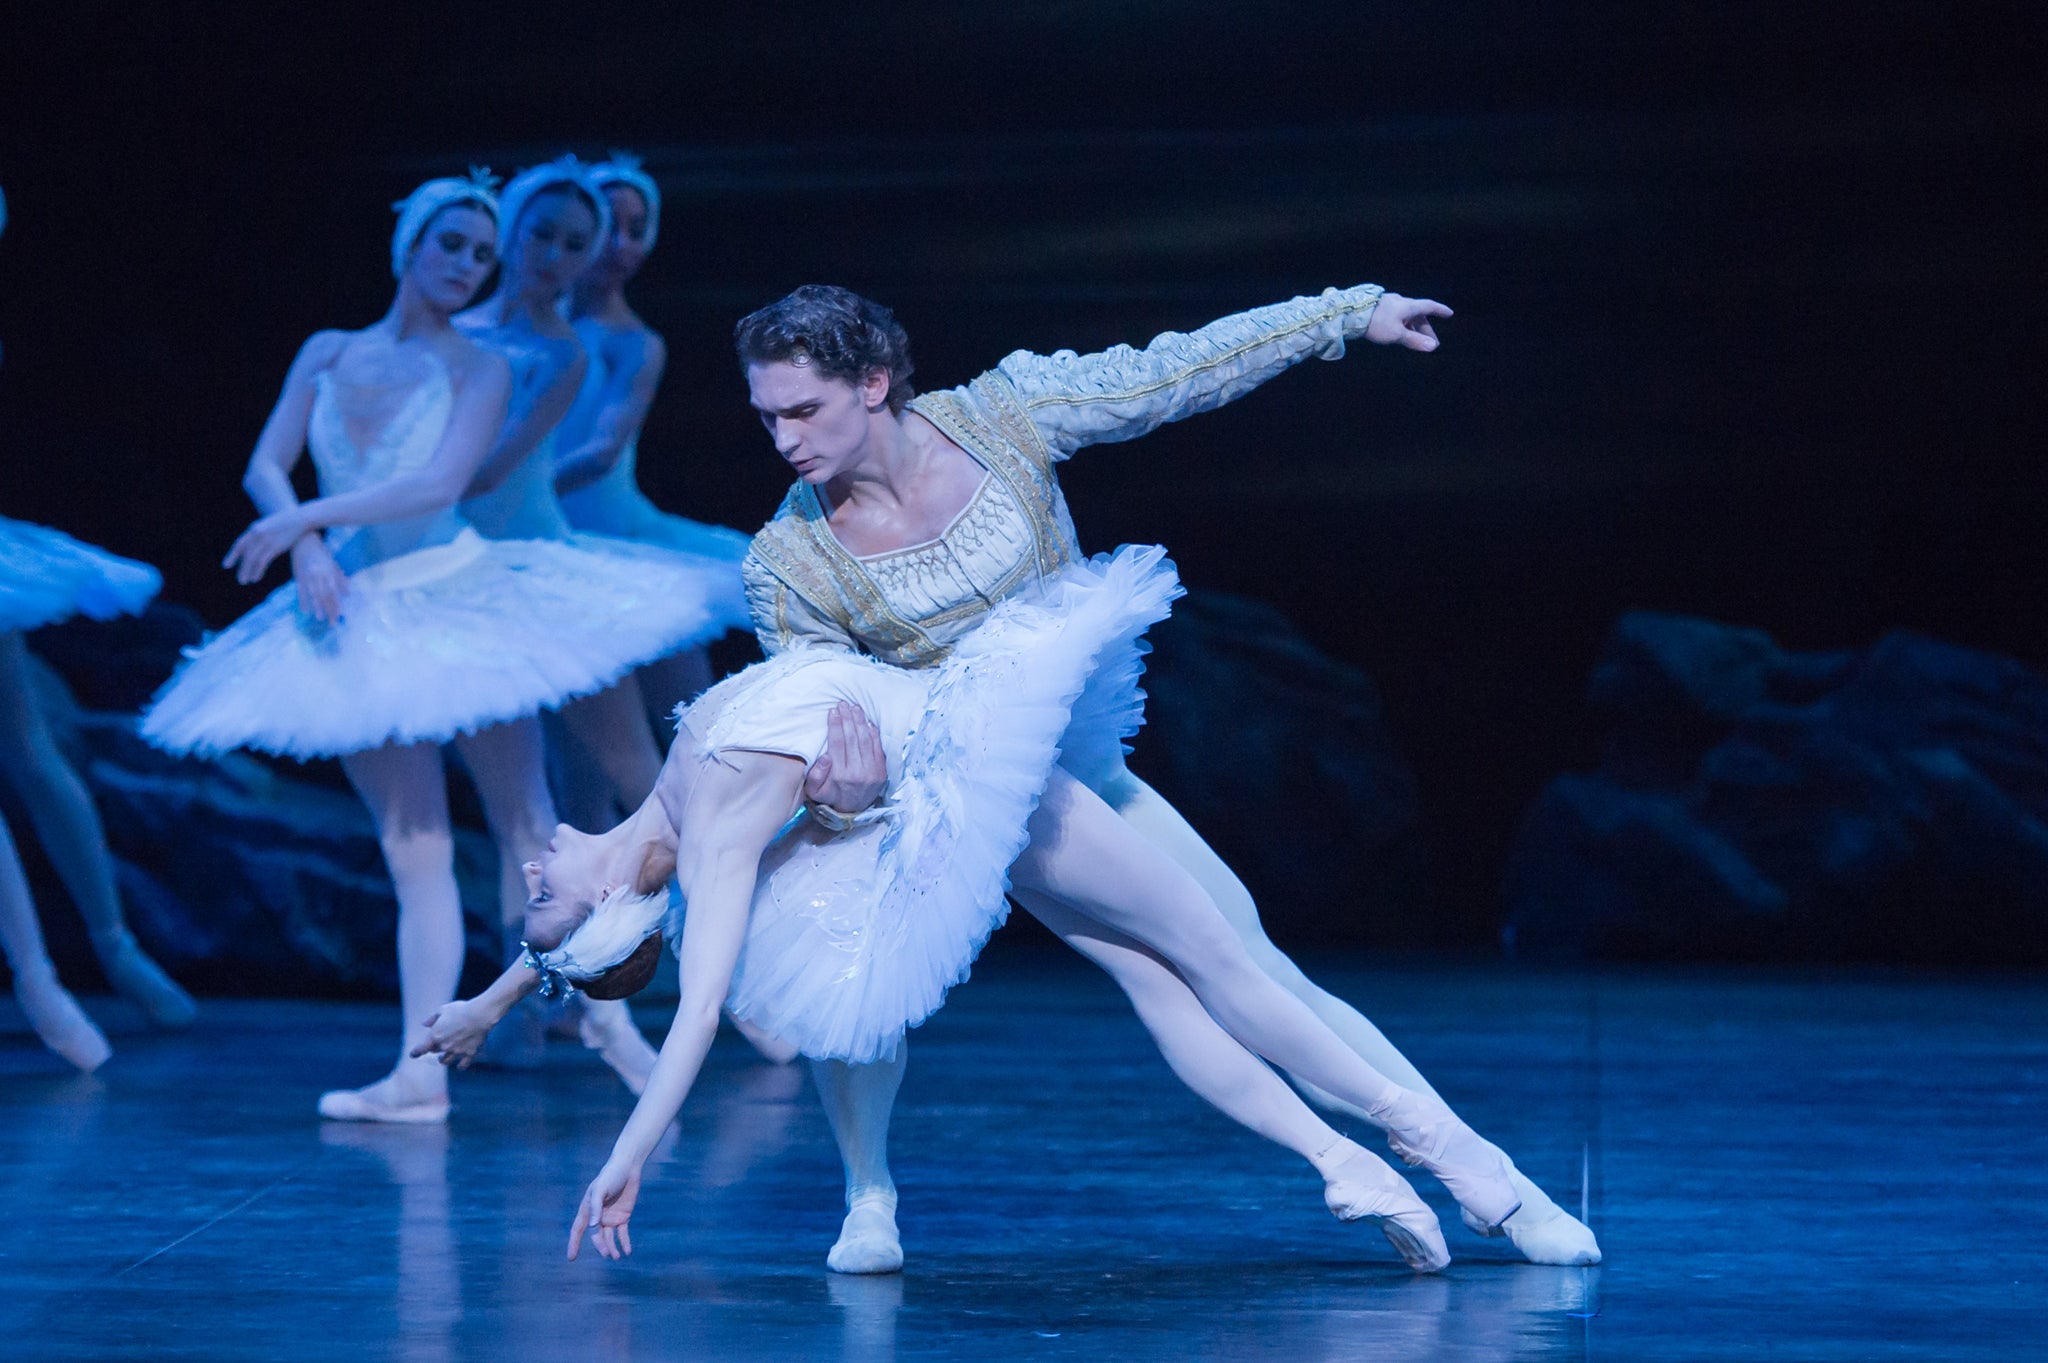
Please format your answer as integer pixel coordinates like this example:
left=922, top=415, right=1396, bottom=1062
left=143, top=529, right=740, bottom=759
left=671, top=545, right=1183, bottom=1063
left=0, top=517, right=160, bottom=634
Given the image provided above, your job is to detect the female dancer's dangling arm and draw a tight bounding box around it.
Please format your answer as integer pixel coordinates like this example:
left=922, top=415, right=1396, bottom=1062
left=236, top=331, right=352, bottom=622
left=570, top=750, right=808, bottom=1262
left=554, top=330, right=665, bottom=494
left=224, top=350, right=512, bottom=586
left=465, top=339, right=589, bottom=497
left=994, top=286, right=1451, bottom=458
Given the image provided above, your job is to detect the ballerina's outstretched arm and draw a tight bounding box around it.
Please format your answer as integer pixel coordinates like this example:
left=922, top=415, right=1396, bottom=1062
left=569, top=748, right=807, bottom=1262
left=224, top=348, right=512, bottom=588
left=554, top=329, right=665, bottom=494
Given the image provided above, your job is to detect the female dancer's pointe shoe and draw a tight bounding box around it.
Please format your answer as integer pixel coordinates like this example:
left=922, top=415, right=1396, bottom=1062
left=91, top=928, right=197, bottom=1030
left=1318, top=1138, right=1451, bottom=1273
left=578, top=998, right=657, bottom=1096
left=827, top=1189, right=904, bottom=1275
left=14, top=969, right=112, bottom=1072
left=1382, top=1096, right=1523, bottom=1232
left=1460, top=1165, right=1602, bottom=1265
left=317, top=1074, right=450, bottom=1125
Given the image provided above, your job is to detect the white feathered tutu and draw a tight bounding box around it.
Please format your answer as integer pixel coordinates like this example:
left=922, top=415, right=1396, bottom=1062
left=142, top=528, right=738, bottom=760
left=0, top=516, right=161, bottom=634
left=670, top=544, right=1183, bottom=1063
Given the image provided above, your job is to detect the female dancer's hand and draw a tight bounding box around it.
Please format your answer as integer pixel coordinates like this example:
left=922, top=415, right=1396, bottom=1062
left=410, top=997, right=495, bottom=1068
left=289, top=537, right=349, bottom=626
left=805, top=702, right=887, bottom=817
left=569, top=1158, right=642, bottom=1261
left=1365, top=294, right=1453, bottom=352
left=224, top=507, right=314, bottom=585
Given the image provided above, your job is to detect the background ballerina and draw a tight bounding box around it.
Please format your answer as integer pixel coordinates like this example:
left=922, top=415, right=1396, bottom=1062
left=142, top=172, right=727, bottom=1118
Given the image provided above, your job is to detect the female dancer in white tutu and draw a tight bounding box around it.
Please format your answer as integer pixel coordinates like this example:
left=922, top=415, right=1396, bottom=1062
left=142, top=172, right=732, bottom=1118
left=556, top=153, right=752, bottom=713
left=457, top=157, right=743, bottom=825
left=717, top=283, right=1597, bottom=1268
left=0, top=187, right=195, bottom=1070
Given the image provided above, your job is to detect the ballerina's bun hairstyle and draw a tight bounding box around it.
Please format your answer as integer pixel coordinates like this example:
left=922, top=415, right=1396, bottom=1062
left=389, top=168, right=500, bottom=279
left=577, top=930, right=666, bottom=1000
left=495, top=155, right=613, bottom=266
left=590, top=150, right=660, bottom=249
left=733, top=285, right=917, bottom=413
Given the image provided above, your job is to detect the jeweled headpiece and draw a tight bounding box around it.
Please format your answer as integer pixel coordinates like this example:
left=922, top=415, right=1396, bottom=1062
left=527, top=880, right=668, bottom=994
left=590, top=150, right=661, bottom=250
left=389, top=167, right=499, bottom=280
left=496, top=155, right=614, bottom=272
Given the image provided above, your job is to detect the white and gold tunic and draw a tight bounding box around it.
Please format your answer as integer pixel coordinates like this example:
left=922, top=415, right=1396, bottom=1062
left=743, top=285, right=1385, bottom=666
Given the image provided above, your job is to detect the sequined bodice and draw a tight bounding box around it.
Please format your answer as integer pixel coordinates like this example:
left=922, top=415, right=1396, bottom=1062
left=850, top=474, right=1038, bottom=640
left=307, top=360, right=465, bottom=568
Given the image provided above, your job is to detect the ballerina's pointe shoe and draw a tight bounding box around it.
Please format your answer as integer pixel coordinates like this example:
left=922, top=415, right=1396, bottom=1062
left=827, top=1189, right=904, bottom=1275
left=1460, top=1165, right=1602, bottom=1265
left=14, top=971, right=112, bottom=1073
left=1316, top=1138, right=1451, bottom=1272
left=317, top=1076, right=450, bottom=1125
left=1382, top=1095, right=1523, bottom=1232
left=91, top=928, right=197, bottom=1030
left=578, top=998, right=658, bottom=1096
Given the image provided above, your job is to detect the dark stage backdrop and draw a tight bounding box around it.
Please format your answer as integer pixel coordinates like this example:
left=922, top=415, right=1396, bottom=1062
left=1, top=2, right=2041, bottom=947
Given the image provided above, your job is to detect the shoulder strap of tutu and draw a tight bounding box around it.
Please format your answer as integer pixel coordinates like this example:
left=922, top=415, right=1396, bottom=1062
left=748, top=484, right=947, bottom=667
left=910, top=373, right=1080, bottom=583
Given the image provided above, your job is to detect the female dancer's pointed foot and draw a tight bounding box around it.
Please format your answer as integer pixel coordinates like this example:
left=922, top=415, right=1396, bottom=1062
left=827, top=1189, right=904, bottom=1275
left=579, top=998, right=657, bottom=1096
left=1461, top=1166, right=1602, bottom=1265
left=1381, top=1095, right=1522, bottom=1232
left=91, top=929, right=197, bottom=1030
left=1316, top=1138, right=1450, bottom=1272
left=14, top=970, right=112, bottom=1072
left=317, top=1071, right=450, bottom=1125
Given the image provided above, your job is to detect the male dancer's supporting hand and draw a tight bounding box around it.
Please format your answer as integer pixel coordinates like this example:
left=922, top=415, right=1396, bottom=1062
left=804, top=701, right=888, bottom=817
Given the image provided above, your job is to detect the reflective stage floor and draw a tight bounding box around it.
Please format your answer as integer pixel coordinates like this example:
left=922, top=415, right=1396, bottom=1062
left=3, top=954, right=2042, bottom=1360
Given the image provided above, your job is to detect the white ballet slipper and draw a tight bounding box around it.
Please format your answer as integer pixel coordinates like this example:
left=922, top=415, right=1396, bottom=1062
left=1316, top=1137, right=1451, bottom=1272
left=91, top=927, right=196, bottom=1030
left=316, top=1079, right=450, bottom=1125
left=827, top=1189, right=904, bottom=1275
left=1461, top=1165, right=1602, bottom=1265
left=1382, top=1096, right=1523, bottom=1232
left=578, top=998, right=657, bottom=1096
left=14, top=969, right=111, bottom=1073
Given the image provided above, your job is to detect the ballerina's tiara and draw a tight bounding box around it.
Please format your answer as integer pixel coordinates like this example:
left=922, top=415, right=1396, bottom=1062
left=495, top=154, right=614, bottom=264
left=589, top=150, right=661, bottom=248
left=388, top=167, right=500, bottom=279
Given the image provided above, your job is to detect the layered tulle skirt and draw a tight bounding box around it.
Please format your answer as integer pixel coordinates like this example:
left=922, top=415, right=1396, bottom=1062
left=142, top=529, right=740, bottom=759
left=0, top=517, right=161, bottom=634
left=670, top=544, right=1182, bottom=1063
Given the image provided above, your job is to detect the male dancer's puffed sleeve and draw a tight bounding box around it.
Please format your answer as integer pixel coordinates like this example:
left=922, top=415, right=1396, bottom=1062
left=742, top=550, right=860, bottom=657
left=994, top=284, right=1385, bottom=458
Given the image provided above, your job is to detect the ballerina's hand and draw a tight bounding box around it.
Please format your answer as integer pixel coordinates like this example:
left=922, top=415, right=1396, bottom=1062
left=409, top=997, right=494, bottom=1068
left=805, top=702, right=888, bottom=820
left=224, top=508, right=314, bottom=585
left=569, top=1159, right=642, bottom=1262
left=1365, top=293, right=1454, bottom=352
left=289, top=537, right=349, bottom=626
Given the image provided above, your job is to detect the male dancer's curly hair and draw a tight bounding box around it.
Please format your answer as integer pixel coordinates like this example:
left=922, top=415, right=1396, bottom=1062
left=733, top=284, right=916, bottom=413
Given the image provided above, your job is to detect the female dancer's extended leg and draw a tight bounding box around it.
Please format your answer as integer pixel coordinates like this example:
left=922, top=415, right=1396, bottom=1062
left=327, top=741, right=462, bottom=1121
left=0, top=812, right=109, bottom=1070
left=1100, top=768, right=1598, bottom=1263
left=1011, top=769, right=1521, bottom=1230
left=0, top=633, right=194, bottom=1027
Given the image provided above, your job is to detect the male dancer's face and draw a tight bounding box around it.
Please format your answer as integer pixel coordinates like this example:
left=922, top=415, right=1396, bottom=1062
left=747, top=360, right=884, bottom=484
